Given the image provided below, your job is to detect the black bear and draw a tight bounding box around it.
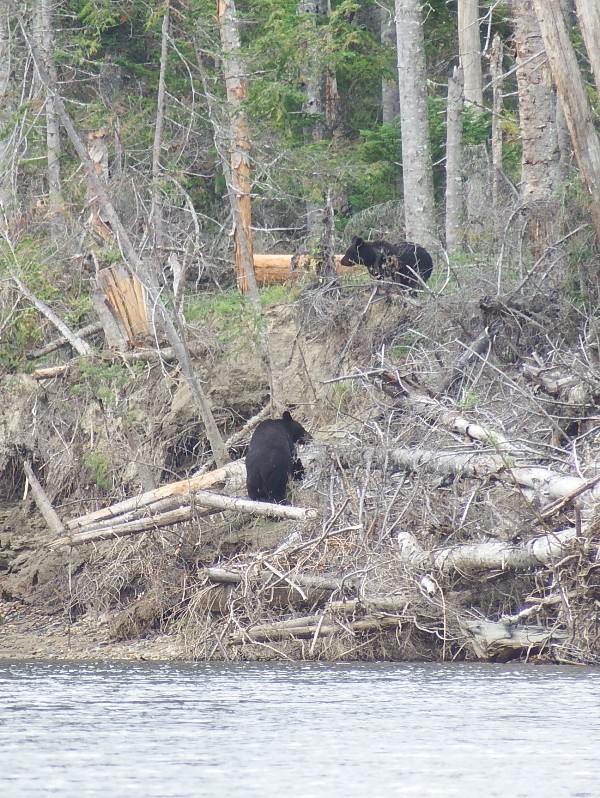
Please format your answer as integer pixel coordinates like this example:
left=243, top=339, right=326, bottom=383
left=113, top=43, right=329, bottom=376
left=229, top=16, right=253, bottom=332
left=246, top=411, right=311, bottom=503
left=340, top=236, right=433, bottom=290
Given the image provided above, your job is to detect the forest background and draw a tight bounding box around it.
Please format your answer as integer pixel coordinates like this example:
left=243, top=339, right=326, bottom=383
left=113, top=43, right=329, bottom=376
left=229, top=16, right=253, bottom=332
left=1, top=0, right=600, bottom=664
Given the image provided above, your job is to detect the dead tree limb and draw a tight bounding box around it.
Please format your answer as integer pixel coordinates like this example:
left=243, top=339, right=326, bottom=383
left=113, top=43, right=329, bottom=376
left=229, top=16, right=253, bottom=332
left=53, top=490, right=316, bottom=548
left=26, top=321, right=104, bottom=360
left=22, top=460, right=65, bottom=536
left=10, top=272, right=92, bottom=356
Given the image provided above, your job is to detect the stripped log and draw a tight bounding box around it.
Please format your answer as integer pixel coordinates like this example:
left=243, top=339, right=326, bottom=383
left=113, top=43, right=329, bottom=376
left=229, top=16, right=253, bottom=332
left=253, top=254, right=364, bottom=285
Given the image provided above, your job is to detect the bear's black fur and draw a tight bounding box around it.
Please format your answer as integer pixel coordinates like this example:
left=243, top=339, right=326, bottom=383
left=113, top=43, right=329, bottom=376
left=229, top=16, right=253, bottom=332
left=246, top=411, right=310, bottom=503
left=340, top=237, right=433, bottom=290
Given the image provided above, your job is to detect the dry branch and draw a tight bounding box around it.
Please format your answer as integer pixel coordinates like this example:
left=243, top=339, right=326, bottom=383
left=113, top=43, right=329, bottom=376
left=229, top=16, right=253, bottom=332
left=26, top=321, right=104, bottom=360
left=11, top=272, right=92, bottom=356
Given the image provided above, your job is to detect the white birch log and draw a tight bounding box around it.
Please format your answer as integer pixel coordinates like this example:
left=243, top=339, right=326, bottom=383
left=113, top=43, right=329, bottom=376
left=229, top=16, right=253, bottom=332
left=396, top=527, right=577, bottom=574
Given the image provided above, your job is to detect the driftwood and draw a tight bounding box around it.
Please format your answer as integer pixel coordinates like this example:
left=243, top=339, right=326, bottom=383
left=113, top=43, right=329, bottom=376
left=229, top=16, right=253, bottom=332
left=460, top=616, right=566, bottom=661
left=66, top=460, right=247, bottom=530
left=396, top=527, right=577, bottom=574
left=232, top=615, right=401, bottom=643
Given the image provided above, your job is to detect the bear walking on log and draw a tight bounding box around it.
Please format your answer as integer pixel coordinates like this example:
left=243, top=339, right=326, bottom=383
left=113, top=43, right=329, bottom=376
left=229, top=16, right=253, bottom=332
left=340, top=237, right=433, bottom=290
left=246, top=411, right=311, bottom=503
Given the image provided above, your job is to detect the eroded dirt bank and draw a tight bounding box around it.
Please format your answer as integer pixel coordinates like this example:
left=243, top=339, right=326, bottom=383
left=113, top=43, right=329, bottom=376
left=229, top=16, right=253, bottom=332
left=2, top=280, right=600, bottom=664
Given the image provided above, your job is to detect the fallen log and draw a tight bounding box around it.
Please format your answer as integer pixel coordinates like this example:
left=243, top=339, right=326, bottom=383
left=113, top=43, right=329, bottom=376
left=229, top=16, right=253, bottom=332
left=232, top=614, right=400, bottom=643
left=460, top=616, right=566, bottom=662
left=66, top=460, right=247, bottom=530
left=396, top=527, right=577, bottom=574
left=252, top=254, right=364, bottom=285
left=22, top=460, right=65, bottom=536
left=53, top=489, right=316, bottom=547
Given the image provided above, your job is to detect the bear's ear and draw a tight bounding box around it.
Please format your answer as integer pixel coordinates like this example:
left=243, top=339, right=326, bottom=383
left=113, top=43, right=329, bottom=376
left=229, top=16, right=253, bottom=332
left=282, top=411, right=293, bottom=422
left=354, top=237, right=365, bottom=246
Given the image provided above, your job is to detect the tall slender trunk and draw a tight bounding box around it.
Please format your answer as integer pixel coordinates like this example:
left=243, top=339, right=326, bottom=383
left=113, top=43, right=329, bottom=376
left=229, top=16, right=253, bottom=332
left=217, top=0, right=255, bottom=295
left=531, top=0, right=600, bottom=243
left=299, top=0, right=326, bottom=240
left=458, top=0, right=483, bottom=106
left=394, top=0, right=436, bottom=250
left=445, top=66, right=464, bottom=255
left=150, top=5, right=169, bottom=263
left=380, top=0, right=400, bottom=123
left=489, top=33, right=504, bottom=214
left=35, top=0, right=62, bottom=228
left=0, top=2, right=13, bottom=213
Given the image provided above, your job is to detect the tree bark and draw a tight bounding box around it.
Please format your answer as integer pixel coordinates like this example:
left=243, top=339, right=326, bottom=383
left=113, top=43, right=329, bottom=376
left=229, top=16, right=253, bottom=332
left=445, top=66, right=464, bottom=255
left=458, top=0, right=483, bottom=106
left=573, top=0, right=600, bottom=95
left=531, top=0, right=600, bottom=242
left=489, top=33, right=504, bottom=223
left=217, top=0, right=256, bottom=294
left=394, top=0, right=436, bottom=250
left=513, top=0, right=561, bottom=255
left=380, top=0, right=400, bottom=123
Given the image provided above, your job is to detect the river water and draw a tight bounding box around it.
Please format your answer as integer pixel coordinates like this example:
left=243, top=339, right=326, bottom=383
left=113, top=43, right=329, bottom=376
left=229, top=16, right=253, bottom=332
left=0, top=661, right=598, bottom=797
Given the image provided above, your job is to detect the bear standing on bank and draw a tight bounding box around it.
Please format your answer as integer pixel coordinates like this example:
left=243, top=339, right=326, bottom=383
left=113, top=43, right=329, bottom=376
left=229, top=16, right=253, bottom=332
left=246, top=411, right=311, bottom=503
left=340, top=236, right=433, bottom=290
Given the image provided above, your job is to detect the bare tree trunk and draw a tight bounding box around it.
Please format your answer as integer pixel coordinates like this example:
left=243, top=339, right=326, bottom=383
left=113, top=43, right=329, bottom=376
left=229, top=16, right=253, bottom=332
left=489, top=33, right=504, bottom=217
left=299, top=0, right=326, bottom=240
left=532, top=0, right=600, bottom=242
left=573, top=0, right=600, bottom=94
left=0, top=1, right=14, bottom=213
left=150, top=5, right=169, bottom=265
left=513, top=0, right=561, bottom=255
left=35, top=0, right=62, bottom=230
left=394, top=0, right=436, bottom=250
left=23, top=22, right=230, bottom=468
left=445, top=65, right=464, bottom=255
left=380, top=0, right=400, bottom=122
left=217, top=0, right=256, bottom=295
left=458, top=0, right=483, bottom=106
